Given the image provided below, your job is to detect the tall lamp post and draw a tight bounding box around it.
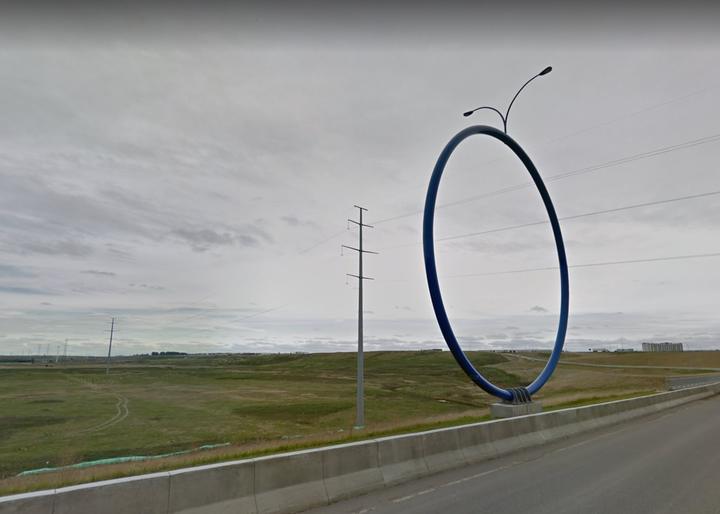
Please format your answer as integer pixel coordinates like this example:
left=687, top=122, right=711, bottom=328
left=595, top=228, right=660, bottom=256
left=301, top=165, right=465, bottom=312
left=423, top=66, right=566, bottom=412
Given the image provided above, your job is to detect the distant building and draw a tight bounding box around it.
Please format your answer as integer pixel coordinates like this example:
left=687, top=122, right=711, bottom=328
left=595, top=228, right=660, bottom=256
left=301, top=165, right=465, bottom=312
left=614, top=348, right=635, bottom=353
left=642, top=342, right=683, bottom=352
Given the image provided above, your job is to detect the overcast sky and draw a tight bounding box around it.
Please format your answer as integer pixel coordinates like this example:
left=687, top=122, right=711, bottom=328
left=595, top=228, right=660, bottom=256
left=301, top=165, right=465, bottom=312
left=1, top=2, right=720, bottom=356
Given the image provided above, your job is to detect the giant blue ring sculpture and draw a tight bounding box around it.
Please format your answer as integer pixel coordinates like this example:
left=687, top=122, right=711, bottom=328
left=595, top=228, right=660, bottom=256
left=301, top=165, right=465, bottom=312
left=423, top=125, right=569, bottom=402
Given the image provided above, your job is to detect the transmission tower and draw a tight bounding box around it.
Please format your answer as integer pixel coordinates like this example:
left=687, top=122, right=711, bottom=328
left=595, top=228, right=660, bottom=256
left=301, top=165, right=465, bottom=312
left=342, top=205, right=377, bottom=429
left=105, top=318, right=115, bottom=375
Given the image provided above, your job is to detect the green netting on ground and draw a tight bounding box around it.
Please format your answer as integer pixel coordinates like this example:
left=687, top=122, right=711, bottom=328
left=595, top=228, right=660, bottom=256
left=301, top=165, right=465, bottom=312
left=17, top=443, right=230, bottom=476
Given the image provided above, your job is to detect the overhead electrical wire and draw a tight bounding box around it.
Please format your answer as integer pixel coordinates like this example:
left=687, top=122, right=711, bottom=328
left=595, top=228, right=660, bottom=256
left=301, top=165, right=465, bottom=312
left=141, top=285, right=344, bottom=345
left=113, top=230, right=349, bottom=336
left=379, top=189, right=720, bottom=251
left=370, top=133, right=720, bottom=225
left=364, top=80, right=720, bottom=206
left=377, top=252, right=720, bottom=284
left=39, top=82, right=720, bottom=348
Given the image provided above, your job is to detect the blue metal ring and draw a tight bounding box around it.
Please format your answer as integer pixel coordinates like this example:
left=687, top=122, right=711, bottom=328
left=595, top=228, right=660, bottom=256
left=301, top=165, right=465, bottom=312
left=423, top=125, right=570, bottom=401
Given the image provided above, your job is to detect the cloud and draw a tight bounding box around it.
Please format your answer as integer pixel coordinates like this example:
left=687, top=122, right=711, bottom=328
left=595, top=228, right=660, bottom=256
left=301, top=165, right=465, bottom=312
left=487, top=333, right=508, bottom=340
left=0, top=264, right=36, bottom=278
left=457, top=335, right=486, bottom=343
left=12, top=239, right=93, bottom=258
left=0, top=286, right=50, bottom=295
left=80, top=269, right=116, bottom=277
left=281, top=215, right=318, bottom=229
left=129, top=283, right=164, bottom=290
left=171, top=225, right=273, bottom=252
left=172, top=228, right=234, bottom=246
left=530, top=306, right=548, bottom=313
left=238, top=235, right=261, bottom=247
left=40, top=302, right=53, bottom=305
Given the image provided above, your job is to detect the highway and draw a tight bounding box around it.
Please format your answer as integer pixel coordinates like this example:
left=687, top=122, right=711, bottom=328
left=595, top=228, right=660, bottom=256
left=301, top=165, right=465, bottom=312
left=309, top=395, right=720, bottom=514
left=508, top=353, right=720, bottom=372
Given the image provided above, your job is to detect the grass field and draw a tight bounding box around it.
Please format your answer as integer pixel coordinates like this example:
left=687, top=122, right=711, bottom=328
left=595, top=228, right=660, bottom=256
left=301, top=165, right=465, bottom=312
left=0, top=350, right=715, bottom=496
left=557, top=350, right=720, bottom=369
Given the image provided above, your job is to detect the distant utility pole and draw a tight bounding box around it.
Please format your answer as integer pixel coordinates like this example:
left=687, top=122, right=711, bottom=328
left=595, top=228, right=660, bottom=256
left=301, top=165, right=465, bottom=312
left=56, top=345, right=60, bottom=363
left=343, top=206, right=377, bottom=429
left=105, top=318, right=115, bottom=375
left=63, top=339, right=68, bottom=364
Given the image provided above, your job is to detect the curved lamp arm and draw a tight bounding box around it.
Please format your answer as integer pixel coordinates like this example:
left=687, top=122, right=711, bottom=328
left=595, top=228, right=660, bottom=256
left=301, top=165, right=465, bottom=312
left=463, top=106, right=507, bottom=133
left=463, top=66, right=552, bottom=134
left=505, top=66, right=552, bottom=133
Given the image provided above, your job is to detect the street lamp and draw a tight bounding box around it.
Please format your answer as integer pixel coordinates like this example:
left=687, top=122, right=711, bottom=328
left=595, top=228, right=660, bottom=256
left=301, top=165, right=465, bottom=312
left=463, top=67, right=552, bottom=134
left=424, top=67, right=568, bottom=406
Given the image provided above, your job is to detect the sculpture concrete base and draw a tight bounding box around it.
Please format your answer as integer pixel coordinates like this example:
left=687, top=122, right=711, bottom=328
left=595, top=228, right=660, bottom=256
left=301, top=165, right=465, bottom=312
left=491, top=401, right=542, bottom=419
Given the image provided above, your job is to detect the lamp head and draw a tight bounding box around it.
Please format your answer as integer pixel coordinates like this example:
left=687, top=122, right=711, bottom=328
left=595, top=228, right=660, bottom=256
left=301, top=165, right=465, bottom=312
left=539, top=66, right=552, bottom=76
left=463, top=110, right=474, bottom=117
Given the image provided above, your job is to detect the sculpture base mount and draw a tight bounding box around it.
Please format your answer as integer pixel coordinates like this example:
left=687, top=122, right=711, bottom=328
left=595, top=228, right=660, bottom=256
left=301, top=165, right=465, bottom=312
left=491, top=401, right=543, bottom=419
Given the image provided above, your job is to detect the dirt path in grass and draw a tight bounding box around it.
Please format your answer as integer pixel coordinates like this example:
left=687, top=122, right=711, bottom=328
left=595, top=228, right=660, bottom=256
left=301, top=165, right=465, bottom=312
left=65, top=376, right=131, bottom=433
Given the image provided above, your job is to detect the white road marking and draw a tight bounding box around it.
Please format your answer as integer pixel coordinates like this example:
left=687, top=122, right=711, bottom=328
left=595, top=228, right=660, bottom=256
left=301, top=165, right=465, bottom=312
left=387, top=406, right=691, bottom=505
left=391, top=487, right=437, bottom=504
left=391, top=462, right=521, bottom=503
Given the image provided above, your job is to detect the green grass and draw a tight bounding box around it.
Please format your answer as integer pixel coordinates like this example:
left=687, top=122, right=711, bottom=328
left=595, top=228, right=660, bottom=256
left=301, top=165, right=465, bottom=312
left=0, top=349, right=699, bottom=495
left=544, top=391, right=656, bottom=411
left=0, top=351, right=516, bottom=480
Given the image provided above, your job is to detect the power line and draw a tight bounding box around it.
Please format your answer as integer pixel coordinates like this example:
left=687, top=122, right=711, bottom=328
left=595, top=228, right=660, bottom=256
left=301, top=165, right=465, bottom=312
left=94, top=228, right=349, bottom=338
left=379, top=189, right=720, bottom=251
left=117, top=292, right=220, bottom=324
left=120, top=307, right=221, bottom=336
left=377, top=251, right=720, bottom=283
left=298, top=229, right=347, bottom=255
left=448, top=252, right=720, bottom=279
left=119, top=253, right=346, bottom=341
left=140, top=285, right=342, bottom=345
left=370, top=132, right=720, bottom=225
left=364, top=80, right=720, bottom=206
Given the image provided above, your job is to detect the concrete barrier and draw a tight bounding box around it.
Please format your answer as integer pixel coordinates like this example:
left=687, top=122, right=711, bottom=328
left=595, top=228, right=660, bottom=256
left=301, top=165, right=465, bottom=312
left=3, top=384, right=719, bottom=514
left=591, top=403, right=622, bottom=429
left=486, top=418, right=524, bottom=456
left=320, top=441, right=383, bottom=503
left=253, top=449, right=327, bottom=514
left=513, top=413, right=547, bottom=449
left=421, top=426, right=467, bottom=474
left=575, top=404, right=604, bottom=432
left=0, top=490, right=55, bottom=514
left=626, top=394, right=660, bottom=419
left=457, top=422, right=498, bottom=464
left=536, top=409, right=573, bottom=442
left=377, top=433, right=428, bottom=487
left=667, top=373, right=720, bottom=390
left=53, top=472, right=170, bottom=514
left=167, top=460, right=256, bottom=514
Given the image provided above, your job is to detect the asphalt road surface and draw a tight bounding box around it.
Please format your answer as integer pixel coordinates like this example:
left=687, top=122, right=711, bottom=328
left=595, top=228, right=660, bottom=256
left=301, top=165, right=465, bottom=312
left=309, top=395, right=720, bottom=514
